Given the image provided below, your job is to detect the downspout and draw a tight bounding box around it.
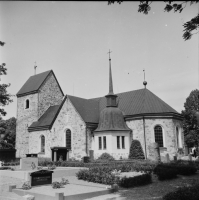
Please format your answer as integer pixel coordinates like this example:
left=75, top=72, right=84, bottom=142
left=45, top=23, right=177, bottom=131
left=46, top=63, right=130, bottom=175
left=143, top=116, right=147, bottom=159
left=86, top=127, right=88, bottom=156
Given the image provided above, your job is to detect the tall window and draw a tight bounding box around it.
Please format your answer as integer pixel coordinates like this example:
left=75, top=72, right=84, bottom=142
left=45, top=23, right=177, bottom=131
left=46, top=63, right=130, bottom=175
left=122, top=136, right=125, bottom=149
left=103, top=136, right=106, bottom=149
left=99, top=137, right=102, bottom=149
left=176, top=127, right=179, bottom=148
left=41, top=135, right=45, bottom=153
left=66, top=129, right=71, bottom=149
left=25, top=99, right=29, bottom=109
left=154, top=125, right=163, bottom=147
left=117, top=136, right=120, bottom=149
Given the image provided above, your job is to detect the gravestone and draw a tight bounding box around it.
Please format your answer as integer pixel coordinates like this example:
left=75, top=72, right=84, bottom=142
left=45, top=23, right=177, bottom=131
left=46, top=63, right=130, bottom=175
left=20, top=157, right=38, bottom=170
left=165, top=153, right=170, bottom=163
left=30, top=170, right=53, bottom=186
left=148, top=142, right=161, bottom=162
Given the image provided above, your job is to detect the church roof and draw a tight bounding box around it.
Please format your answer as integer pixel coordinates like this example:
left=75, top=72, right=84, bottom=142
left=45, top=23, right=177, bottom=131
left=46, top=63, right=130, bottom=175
left=28, top=105, right=61, bottom=132
left=16, top=70, right=64, bottom=97
left=95, top=88, right=179, bottom=117
left=28, top=88, right=182, bottom=132
left=68, top=95, right=99, bottom=124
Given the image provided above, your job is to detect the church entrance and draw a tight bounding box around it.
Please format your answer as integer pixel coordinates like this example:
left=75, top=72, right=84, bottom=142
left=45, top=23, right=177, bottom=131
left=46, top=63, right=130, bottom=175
left=51, top=147, right=69, bottom=161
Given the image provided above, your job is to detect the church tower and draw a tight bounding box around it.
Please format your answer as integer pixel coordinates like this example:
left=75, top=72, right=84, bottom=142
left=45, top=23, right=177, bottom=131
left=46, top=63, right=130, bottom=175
left=16, top=70, right=64, bottom=158
left=94, top=51, right=131, bottom=159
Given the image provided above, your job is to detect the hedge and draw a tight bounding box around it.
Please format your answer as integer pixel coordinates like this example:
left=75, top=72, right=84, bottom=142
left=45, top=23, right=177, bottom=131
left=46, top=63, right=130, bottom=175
left=154, top=163, right=197, bottom=176
left=39, top=159, right=157, bottom=173
left=76, top=166, right=152, bottom=187
left=153, top=165, right=178, bottom=180
left=163, top=184, right=199, bottom=200
left=119, top=173, right=151, bottom=188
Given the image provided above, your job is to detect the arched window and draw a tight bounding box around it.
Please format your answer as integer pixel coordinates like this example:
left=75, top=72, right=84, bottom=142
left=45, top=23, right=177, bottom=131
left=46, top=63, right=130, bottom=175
left=154, top=125, right=163, bottom=147
left=66, top=129, right=71, bottom=149
left=25, top=99, right=29, bottom=109
left=41, top=135, right=45, bottom=153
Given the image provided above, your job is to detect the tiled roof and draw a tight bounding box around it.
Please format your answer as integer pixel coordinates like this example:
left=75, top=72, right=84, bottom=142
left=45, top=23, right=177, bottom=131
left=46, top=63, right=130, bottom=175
left=95, top=89, right=178, bottom=116
left=16, top=70, right=64, bottom=97
left=28, top=88, right=181, bottom=132
left=68, top=95, right=99, bottom=123
left=28, top=105, right=60, bottom=132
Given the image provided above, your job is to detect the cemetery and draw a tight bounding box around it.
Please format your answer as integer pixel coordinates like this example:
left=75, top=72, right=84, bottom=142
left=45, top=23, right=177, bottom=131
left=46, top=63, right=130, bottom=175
left=0, top=148, right=199, bottom=200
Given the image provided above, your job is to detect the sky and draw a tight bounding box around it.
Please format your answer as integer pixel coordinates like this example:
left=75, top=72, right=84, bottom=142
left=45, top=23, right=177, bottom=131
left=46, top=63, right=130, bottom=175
left=0, top=1, right=198, bottom=120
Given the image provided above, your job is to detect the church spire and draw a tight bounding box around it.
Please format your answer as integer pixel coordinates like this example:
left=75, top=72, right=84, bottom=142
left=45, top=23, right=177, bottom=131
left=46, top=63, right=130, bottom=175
left=108, top=50, right=114, bottom=95
left=105, top=50, right=117, bottom=107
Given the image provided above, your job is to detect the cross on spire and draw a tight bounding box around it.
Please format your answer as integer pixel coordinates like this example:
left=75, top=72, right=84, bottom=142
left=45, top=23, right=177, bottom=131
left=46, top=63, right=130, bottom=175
left=143, top=69, right=147, bottom=88
left=34, top=62, right=37, bottom=75
left=108, top=49, right=112, bottom=60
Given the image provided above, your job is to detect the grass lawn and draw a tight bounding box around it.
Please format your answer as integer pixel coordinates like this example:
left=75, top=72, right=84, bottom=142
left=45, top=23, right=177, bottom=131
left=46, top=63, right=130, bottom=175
left=118, top=172, right=199, bottom=200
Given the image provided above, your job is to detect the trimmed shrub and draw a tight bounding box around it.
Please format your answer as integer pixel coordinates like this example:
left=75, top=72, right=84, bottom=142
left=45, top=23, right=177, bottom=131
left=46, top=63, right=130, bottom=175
left=154, top=163, right=197, bottom=176
left=97, top=153, right=115, bottom=161
left=129, top=140, right=145, bottom=159
left=0, top=166, right=12, bottom=170
left=163, top=184, right=199, bottom=200
left=76, top=167, right=120, bottom=185
left=154, top=164, right=178, bottom=180
left=119, top=173, right=152, bottom=188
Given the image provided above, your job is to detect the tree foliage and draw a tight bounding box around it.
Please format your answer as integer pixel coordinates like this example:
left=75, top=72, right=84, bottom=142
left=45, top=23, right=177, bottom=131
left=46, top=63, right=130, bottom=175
left=181, top=89, right=199, bottom=147
left=129, top=139, right=145, bottom=159
left=108, top=1, right=199, bottom=41
left=0, top=117, right=16, bottom=149
left=0, top=41, right=13, bottom=116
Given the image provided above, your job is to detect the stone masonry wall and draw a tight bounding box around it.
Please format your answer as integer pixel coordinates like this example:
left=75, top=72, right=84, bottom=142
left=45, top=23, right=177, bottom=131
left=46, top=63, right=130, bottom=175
left=29, top=97, right=87, bottom=160
left=126, top=118, right=183, bottom=160
left=38, top=72, right=64, bottom=118
left=16, top=93, right=39, bottom=158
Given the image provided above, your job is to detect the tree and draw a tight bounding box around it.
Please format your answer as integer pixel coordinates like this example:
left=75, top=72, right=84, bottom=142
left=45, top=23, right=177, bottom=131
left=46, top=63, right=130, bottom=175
left=0, top=117, right=16, bottom=149
left=108, top=1, right=199, bottom=41
left=129, top=139, right=145, bottom=159
left=181, top=89, right=199, bottom=147
left=0, top=41, right=13, bottom=117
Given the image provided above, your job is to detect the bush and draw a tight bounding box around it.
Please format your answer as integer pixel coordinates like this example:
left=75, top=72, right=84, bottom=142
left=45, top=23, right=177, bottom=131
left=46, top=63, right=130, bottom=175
left=154, top=164, right=178, bottom=180
left=22, top=182, right=31, bottom=190
left=154, top=163, right=197, bottom=176
left=97, top=153, right=115, bottom=161
left=129, top=140, right=145, bottom=159
left=52, top=181, right=62, bottom=189
left=0, top=166, right=12, bottom=170
left=76, top=167, right=120, bottom=185
left=163, top=184, right=199, bottom=200
left=119, top=173, right=152, bottom=188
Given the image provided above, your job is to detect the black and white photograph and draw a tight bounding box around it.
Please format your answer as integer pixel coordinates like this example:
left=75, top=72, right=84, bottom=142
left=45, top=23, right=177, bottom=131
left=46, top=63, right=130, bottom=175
left=0, top=1, right=199, bottom=200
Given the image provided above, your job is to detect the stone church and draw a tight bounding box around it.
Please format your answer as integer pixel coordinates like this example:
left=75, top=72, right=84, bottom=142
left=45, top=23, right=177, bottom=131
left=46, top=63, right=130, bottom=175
left=16, top=57, right=184, bottom=161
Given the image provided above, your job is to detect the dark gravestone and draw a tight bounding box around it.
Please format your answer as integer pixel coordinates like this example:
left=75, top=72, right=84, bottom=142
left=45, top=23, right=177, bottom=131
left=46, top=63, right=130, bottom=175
left=30, top=170, right=53, bottom=186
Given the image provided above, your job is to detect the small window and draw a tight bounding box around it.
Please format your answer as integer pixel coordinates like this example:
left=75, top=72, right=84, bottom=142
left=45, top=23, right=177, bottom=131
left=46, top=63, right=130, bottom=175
left=117, top=136, right=120, bottom=149
left=25, top=99, right=29, bottom=109
left=176, top=127, right=180, bottom=148
left=103, top=136, right=106, bottom=149
left=99, top=137, right=102, bottom=150
left=41, top=135, right=45, bottom=153
left=122, top=136, right=125, bottom=149
left=66, top=129, right=71, bottom=149
left=154, top=125, right=163, bottom=147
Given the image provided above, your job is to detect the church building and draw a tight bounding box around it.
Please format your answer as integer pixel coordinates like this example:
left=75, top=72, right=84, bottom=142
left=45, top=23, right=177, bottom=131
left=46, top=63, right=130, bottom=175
left=15, top=56, right=184, bottom=161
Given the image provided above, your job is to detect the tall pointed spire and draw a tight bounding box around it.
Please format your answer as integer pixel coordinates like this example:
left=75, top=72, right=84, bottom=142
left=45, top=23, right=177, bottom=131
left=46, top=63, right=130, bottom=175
left=108, top=50, right=114, bottom=95
left=105, top=50, right=117, bottom=107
